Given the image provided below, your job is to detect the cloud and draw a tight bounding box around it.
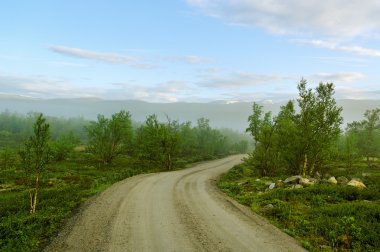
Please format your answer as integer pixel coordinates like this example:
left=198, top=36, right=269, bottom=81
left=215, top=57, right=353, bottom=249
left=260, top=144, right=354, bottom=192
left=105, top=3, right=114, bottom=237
left=187, top=0, right=380, bottom=38
left=295, top=39, right=380, bottom=57
left=335, top=86, right=380, bottom=100
left=197, top=71, right=292, bottom=88
left=166, top=55, right=212, bottom=64
left=49, top=45, right=154, bottom=68
left=0, top=74, right=77, bottom=97
left=309, top=72, right=366, bottom=83
left=108, top=80, right=195, bottom=102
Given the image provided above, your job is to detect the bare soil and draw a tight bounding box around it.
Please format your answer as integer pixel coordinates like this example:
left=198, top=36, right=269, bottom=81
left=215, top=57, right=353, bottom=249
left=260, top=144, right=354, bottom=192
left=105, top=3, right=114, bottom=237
left=45, top=155, right=306, bottom=252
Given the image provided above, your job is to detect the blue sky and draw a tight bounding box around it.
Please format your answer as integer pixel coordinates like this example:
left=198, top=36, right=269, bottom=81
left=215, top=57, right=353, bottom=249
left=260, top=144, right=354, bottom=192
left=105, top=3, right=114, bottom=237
left=1, top=0, right=380, bottom=102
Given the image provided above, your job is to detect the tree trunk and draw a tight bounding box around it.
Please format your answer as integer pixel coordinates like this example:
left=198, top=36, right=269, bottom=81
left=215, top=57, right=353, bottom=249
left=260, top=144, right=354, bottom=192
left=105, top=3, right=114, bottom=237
left=302, top=154, right=308, bottom=177
left=30, top=175, right=40, bottom=214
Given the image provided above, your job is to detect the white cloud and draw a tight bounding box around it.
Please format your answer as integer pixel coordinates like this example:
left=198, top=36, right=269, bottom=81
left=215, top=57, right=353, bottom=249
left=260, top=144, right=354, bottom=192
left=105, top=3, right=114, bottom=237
left=295, top=39, right=380, bottom=57
left=187, top=0, right=380, bottom=38
left=197, top=71, right=292, bottom=88
left=166, top=55, right=212, bottom=64
left=49, top=45, right=154, bottom=68
left=309, top=72, right=366, bottom=83
left=0, top=74, right=72, bottom=96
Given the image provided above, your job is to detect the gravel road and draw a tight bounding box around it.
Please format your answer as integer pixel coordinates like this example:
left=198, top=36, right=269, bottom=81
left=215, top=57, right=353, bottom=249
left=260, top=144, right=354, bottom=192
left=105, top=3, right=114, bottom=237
left=45, top=155, right=306, bottom=252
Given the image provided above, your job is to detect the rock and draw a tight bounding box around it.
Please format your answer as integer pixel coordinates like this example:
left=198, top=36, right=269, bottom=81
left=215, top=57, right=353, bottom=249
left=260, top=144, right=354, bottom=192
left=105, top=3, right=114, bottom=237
left=261, top=204, right=274, bottom=213
left=292, top=184, right=303, bottom=189
left=299, top=177, right=314, bottom=186
left=309, top=178, right=318, bottom=183
left=284, top=175, right=302, bottom=184
left=265, top=182, right=273, bottom=186
left=351, top=177, right=363, bottom=182
left=255, top=179, right=261, bottom=182
left=327, top=176, right=337, bottom=184
left=337, top=176, right=349, bottom=184
left=347, top=179, right=366, bottom=189
left=269, top=183, right=276, bottom=190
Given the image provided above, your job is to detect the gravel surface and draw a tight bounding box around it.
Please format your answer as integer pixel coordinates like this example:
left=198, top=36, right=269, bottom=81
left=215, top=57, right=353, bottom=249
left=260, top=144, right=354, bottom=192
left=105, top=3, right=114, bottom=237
left=45, top=155, right=306, bottom=252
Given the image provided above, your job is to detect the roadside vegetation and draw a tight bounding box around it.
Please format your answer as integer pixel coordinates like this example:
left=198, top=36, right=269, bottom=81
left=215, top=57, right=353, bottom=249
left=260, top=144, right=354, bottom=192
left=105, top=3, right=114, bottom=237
left=0, top=111, right=249, bottom=251
left=219, top=79, right=380, bottom=251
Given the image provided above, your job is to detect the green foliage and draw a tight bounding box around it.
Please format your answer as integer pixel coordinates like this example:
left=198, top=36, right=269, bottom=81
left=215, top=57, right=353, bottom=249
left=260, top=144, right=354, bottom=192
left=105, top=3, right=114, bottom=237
left=246, top=79, right=343, bottom=177
left=0, top=111, right=88, bottom=148
left=347, top=108, right=380, bottom=168
left=86, top=110, right=132, bottom=165
left=19, top=114, right=51, bottom=214
left=50, top=132, right=78, bottom=161
left=218, top=162, right=380, bottom=251
left=0, top=148, right=20, bottom=170
left=135, top=114, right=180, bottom=170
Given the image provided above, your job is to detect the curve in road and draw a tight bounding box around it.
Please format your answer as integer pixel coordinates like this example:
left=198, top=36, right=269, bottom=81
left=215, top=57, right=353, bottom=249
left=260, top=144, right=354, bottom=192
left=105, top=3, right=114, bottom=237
left=45, top=155, right=306, bottom=252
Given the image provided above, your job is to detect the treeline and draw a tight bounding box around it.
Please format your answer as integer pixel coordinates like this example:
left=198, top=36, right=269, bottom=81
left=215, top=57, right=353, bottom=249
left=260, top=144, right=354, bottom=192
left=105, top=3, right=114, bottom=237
left=337, top=108, right=380, bottom=172
left=246, top=79, right=380, bottom=177
left=82, top=112, right=249, bottom=169
left=0, top=110, right=249, bottom=171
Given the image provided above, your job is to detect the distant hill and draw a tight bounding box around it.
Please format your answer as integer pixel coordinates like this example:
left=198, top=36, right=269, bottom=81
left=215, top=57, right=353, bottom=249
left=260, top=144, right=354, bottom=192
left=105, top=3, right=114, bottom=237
left=1, top=95, right=379, bottom=131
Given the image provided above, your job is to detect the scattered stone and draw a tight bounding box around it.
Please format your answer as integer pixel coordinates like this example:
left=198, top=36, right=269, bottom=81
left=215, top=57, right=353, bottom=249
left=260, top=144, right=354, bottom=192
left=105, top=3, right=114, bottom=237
left=299, top=177, right=314, bottom=186
left=265, top=182, right=273, bottom=186
left=269, top=183, right=276, bottom=190
left=351, top=177, right=363, bottom=182
left=327, top=176, right=337, bottom=184
left=284, top=175, right=302, bottom=184
left=292, top=184, right=303, bottom=189
left=337, top=176, right=349, bottom=184
left=347, top=179, right=366, bottom=189
left=309, top=178, right=318, bottom=183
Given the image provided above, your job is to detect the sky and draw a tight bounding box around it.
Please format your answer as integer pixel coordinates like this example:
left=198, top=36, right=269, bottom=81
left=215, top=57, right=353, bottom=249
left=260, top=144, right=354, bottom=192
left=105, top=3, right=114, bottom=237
left=0, top=0, right=380, bottom=103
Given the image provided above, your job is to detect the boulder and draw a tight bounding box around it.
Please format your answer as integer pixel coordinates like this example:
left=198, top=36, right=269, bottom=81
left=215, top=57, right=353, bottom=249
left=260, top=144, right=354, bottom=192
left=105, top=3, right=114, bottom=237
left=337, top=176, right=349, bottom=184
left=261, top=204, right=274, bottom=213
left=347, top=179, right=366, bottom=189
left=268, top=183, right=276, bottom=190
left=299, top=177, right=314, bottom=186
left=284, top=175, right=302, bottom=184
left=327, top=176, right=337, bottom=184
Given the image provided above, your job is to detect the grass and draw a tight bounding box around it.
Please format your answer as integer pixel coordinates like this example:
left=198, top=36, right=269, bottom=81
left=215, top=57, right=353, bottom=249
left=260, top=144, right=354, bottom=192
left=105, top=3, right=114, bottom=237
left=0, top=153, right=154, bottom=251
left=218, top=161, right=380, bottom=251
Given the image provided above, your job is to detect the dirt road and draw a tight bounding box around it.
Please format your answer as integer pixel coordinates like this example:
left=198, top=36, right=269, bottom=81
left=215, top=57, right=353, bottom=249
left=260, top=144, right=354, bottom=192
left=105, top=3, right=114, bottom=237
left=45, top=155, right=306, bottom=252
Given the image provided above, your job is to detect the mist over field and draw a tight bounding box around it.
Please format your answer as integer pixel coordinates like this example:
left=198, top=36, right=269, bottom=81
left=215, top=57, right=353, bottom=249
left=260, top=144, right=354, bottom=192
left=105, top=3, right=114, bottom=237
left=1, top=94, right=379, bottom=131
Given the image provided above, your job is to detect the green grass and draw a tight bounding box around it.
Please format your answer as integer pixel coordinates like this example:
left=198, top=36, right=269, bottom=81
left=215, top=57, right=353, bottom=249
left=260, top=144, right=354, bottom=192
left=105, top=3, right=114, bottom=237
left=218, top=162, right=380, bottom=251
left=0, top=153, right=154, bottom=252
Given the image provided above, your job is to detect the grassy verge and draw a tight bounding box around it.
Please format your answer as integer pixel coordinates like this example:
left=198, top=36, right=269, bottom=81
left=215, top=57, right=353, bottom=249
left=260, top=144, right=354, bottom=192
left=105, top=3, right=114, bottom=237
left=0, top=154, right=156, bottom=251
left=217, top=162, right=380, bottom=251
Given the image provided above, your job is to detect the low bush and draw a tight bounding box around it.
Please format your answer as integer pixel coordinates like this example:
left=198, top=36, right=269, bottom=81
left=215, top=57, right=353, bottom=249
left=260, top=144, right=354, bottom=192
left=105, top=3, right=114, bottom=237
left=218, top=163, right=380, bottom=251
